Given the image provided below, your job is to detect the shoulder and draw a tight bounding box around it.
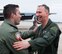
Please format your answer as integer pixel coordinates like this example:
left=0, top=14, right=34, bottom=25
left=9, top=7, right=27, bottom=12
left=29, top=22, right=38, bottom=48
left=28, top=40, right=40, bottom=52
left=50, top=22, right=59, bottom=30
left=49, top=22, right=61, bottom=34
left=0, top=22, right=15, bottom=33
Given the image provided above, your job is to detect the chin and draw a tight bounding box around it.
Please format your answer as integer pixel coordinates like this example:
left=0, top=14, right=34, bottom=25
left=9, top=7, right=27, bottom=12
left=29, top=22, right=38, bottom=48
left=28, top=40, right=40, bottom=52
left=15, top=23, right=20, bottom=25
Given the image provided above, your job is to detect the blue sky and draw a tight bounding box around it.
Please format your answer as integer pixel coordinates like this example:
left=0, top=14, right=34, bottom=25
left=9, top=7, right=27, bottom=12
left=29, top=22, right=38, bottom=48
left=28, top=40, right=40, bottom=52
left=0, top=0, right=62, bottom=22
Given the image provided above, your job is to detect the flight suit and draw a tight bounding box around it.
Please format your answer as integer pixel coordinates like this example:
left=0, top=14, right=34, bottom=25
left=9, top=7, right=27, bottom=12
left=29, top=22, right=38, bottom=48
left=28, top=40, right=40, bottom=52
left=22, top=19, right=61, bottom=54
left=0, top=19, right=29, bottom=54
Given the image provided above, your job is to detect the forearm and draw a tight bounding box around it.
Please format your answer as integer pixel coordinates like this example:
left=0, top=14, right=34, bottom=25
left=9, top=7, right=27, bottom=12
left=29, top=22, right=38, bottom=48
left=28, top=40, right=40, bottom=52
left=21, top=26, right=38, bottom=39
left=28, top=27, right=60, bottom=51
left=28, top=37, right=48, bottom=51
left=21, top=30, right=35, bottom=39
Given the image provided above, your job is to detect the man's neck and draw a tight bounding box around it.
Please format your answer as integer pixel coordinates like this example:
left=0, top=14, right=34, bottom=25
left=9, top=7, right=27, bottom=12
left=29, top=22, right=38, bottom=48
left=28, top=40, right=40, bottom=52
left=8, top=18, right=15, bottom=25
left=42, top=19, right=49, bottom=28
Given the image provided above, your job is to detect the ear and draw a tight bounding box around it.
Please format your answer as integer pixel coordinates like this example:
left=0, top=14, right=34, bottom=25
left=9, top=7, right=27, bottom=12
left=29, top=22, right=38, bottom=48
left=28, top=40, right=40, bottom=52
left=11, top=13, right=15, bottom=18
left=46, top=10, right=49, bottom=15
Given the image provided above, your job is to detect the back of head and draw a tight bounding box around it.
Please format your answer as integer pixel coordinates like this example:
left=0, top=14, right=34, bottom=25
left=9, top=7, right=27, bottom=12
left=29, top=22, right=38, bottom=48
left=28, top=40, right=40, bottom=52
left=3, top=4, right=19, bottom=19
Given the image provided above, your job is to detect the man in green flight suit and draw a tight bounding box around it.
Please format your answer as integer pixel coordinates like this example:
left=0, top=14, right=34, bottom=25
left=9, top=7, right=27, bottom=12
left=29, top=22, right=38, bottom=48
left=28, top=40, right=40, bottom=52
left=0, top=4, right=29, bottom=54
left=13, top=4, right=61, bottom=54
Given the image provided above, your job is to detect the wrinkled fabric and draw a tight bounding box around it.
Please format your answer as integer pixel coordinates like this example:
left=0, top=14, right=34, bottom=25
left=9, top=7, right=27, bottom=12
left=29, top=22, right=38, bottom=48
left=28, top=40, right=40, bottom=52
left=0, top=19, right=29, bottom=54
left=28, top=19, right=61, bottom=54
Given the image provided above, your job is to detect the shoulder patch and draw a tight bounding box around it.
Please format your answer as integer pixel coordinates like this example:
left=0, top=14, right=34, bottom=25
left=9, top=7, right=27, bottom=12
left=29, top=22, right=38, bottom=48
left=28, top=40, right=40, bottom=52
left=50, top=27, right=57, bottom=31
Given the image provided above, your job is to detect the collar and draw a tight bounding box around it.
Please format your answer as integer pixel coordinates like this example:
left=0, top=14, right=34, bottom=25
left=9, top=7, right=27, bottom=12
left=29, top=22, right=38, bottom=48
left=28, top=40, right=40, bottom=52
left=43, top=19, right=52, bottom=30
left=4, top=19, right=18, bottom=29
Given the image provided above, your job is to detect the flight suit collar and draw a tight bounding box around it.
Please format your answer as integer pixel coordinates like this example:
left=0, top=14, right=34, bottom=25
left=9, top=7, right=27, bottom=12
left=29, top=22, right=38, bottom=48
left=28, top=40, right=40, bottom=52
left=4, top=19, right=18, bottom=30
left=43, top=19, right=52, bottom=30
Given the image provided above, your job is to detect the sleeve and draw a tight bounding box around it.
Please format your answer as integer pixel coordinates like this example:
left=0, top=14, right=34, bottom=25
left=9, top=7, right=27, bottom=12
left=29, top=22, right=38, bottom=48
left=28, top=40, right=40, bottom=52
left=0, top=40, right=10, bottom=54
left=21, top=26, right=41, bottom=39
left=21, top=30, right=35, bottom=39
left=28, top=26, right=61, bottom=51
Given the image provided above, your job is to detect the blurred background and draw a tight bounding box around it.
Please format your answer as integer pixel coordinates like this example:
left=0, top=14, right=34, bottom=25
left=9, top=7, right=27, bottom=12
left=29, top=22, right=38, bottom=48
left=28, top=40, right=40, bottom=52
left=0, top=0, right=62, bottom=22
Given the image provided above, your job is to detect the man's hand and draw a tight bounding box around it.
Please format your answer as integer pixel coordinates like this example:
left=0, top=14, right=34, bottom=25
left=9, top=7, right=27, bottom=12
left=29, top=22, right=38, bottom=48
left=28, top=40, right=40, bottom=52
left=33, top=26, right=38, bottom=32
left=13, top=38, right=31, bottom=50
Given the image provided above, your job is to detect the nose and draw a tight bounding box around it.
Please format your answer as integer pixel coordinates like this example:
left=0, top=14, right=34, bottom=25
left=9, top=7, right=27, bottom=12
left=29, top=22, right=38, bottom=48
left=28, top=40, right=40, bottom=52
left=36, top=13, right=39, bottom=17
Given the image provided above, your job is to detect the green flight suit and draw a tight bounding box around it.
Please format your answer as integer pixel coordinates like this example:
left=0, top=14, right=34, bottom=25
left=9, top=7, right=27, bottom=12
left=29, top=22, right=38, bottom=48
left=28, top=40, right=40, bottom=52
left=0, top=19, right=29, bottom=54
left=22, top=19, right=61, bottom=54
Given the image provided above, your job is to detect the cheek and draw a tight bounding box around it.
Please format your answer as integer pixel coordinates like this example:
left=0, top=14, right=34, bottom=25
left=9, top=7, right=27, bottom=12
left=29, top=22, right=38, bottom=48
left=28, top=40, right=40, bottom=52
left=16, top=15, right=20, bottom=19
left=15, top=16, right=19, bottom=21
